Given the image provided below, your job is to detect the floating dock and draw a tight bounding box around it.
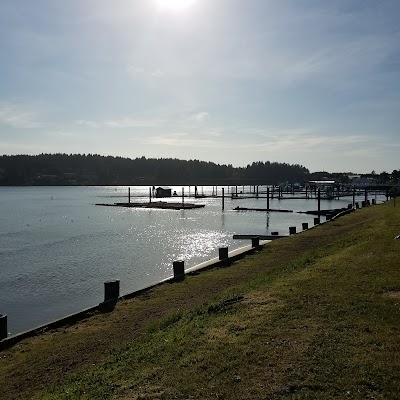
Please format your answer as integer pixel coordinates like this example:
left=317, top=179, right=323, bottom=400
left=233, top=206, right=293, bottom=213
left=96, top=201, right=205, bottom=210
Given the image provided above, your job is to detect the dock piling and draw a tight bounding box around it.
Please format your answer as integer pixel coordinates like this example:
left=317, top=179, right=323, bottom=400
left=173, top=260, right=185, bottom=278
left=0, top=314, right=7, bottom=340
left=251, top=236, right=260, bottom=247
left=219, top=247, right=229, bottom=260
left=317, top=188, right=321, bottom=217
left=104, top=280, right=120, bottom=302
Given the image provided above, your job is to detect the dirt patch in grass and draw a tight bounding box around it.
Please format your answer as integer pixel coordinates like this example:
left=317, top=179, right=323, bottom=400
left=385, top=290, right=400, bottom=299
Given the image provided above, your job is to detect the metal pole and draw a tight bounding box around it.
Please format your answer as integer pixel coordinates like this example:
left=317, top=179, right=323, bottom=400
left=182, top=187, right=184, bottom=207
left=222, top=188, right=225, bottom=210
left=267, top=187, right=270, bottom=210
left=128, top=187, right=131, bottom=204
left=149, top=187, right=151, bottom=203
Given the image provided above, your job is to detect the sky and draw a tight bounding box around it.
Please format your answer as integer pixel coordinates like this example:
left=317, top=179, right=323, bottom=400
left=0, top=0, right=399, bottom=173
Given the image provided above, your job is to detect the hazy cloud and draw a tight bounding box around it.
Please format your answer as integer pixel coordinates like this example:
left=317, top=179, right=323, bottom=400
left=0, top=103, right=41, bottom=129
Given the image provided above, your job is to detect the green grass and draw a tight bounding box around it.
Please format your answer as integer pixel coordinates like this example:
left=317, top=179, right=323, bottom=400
left=1, top=200, right=400, bottom=399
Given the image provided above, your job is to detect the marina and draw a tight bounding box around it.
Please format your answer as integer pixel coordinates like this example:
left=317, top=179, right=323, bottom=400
left=0, top=185, right=386, bottom=336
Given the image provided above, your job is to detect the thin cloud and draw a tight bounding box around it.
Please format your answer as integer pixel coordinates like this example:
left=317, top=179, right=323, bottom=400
left=142, top=132, right=219, bottom=148
left=194, top=111, right=210, bottom=122
left=0, top=103, right=41, bottom=129
left=76, top=117, right=165, bottom=129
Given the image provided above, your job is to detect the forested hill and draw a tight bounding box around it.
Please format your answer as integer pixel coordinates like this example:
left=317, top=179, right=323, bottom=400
left=0, top=154, right=309, bottom=185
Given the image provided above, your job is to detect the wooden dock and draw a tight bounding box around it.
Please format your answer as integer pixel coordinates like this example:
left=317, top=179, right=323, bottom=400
left=233, top=234, right=285, bottom=240
left=233, top=206, right=293, bottom=213
left=96, top=201, right=205, bottom=210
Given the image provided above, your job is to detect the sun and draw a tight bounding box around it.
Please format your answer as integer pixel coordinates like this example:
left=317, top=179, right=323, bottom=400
left=156, top=0, right=196, bottom=11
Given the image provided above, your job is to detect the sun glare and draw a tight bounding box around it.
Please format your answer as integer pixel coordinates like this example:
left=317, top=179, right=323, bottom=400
left=156, top=0, right=196, bottom=11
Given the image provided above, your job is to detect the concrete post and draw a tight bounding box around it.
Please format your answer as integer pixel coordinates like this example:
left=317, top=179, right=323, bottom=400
left=0, top=314, right=7, bottom=340
left=314, top=217, right=320, bottom=225
left=252, top=236, right=260, bottom=247
left=219, top=247, right=229, bottom=260
left=289, top=226, right=296, bottom=235
left=173, top=260, right=185, bottom=278
left=302, top=222, right=309, bottom=230
left=104, top=280, right=120, bottom=302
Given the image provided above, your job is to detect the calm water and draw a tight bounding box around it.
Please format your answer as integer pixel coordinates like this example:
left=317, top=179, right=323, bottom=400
left=0, top=186, right=376, bottom=335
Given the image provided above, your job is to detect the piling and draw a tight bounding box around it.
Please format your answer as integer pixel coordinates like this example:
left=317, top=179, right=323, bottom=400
left=219, top=247, right=229, bottom=260
left=256, top=185, right=259, bottom=198
left=222, top=188, right=225, bottom=210
left=0, top=314, right=7, bottom=340
left=128, top=187, right=131, bottom=204
left=251, top=236, right=260, bottom=247
left=182, top=188, right=185, bottom=207
left=267, top=187, right=270, bottom=210
left=317, top=188, right=321, bottom=217
left=149, top=187, right=152, bottom=203
left=364, top=188, right=368, bottom=207
left=314, top=217, right=320, bottom=225
left=173, top=260, right=185, bottom=278
left=302, top=222, right=309, bottom=230
left=353, top=187, right=356, bottom=206
left=289, top=226, right=297, bottom=235
left=104, top=280, right=120, bottom=302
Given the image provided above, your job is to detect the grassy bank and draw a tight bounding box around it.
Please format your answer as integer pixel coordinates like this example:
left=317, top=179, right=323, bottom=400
left=1, top=200, right=399, bottom=399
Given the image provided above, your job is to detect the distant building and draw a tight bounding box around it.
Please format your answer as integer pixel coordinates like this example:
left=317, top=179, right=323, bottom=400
left=155, top=187, right=172, bottom=198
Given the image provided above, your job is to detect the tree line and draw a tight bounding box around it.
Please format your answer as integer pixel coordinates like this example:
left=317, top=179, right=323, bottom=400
left=0, top=154, right=310, bottom=185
